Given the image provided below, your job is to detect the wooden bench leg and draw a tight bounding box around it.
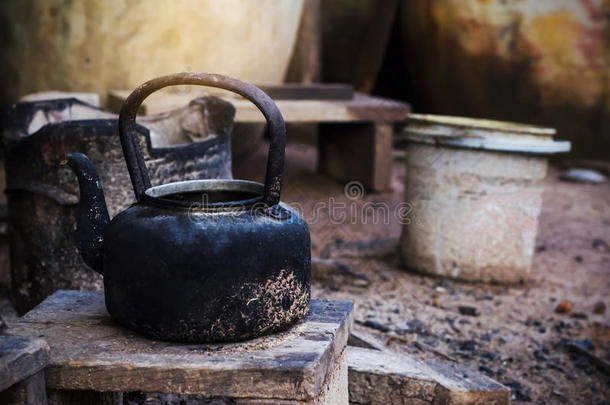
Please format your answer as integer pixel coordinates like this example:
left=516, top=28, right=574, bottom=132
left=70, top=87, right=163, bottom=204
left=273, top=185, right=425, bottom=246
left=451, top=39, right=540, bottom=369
left=0, top=371, right=48, bottom=405
left=47, top=389, right=122, bottom=405
left=318, top=123, right=392, bottom=192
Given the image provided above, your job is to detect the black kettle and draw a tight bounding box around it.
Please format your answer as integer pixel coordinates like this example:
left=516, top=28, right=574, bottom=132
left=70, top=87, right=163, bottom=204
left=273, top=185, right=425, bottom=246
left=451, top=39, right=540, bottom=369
left=66, top=72, right=311, bottom=342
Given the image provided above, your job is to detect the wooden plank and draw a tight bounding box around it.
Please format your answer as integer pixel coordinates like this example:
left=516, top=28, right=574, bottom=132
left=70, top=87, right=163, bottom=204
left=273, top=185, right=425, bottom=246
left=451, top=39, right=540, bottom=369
left=122, top=349, right=347, bottom=404
left=9, top=291, right=353, bottom=402
left=257, top=84, right=353, bottom=100
left=284, top=0, right=322, bottom=84
left=347, top=332, right=386, bottom=352
left=108, top=90, right=410, bottom=123
left=348, top=347, right=511, bottom=405
left=20, top=91, right=100, bottom=107
left=0, top=336, right=49, bottom=391
left=318, top=123, right=393, bottom=191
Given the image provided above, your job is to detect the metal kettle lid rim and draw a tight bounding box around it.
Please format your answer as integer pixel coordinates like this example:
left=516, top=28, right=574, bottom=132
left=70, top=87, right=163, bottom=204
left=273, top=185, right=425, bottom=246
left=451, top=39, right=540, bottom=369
left=144, top=179, right=265, bottom=209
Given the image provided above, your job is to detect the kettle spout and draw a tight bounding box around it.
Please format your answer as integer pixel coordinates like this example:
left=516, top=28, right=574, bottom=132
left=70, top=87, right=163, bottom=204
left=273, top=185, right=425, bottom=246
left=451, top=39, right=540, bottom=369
left=64, top=153, right=110, bottom=275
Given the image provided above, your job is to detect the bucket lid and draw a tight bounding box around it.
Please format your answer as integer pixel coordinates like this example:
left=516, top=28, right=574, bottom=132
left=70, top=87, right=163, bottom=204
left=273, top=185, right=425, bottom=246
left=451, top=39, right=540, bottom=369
left=402, top=114, right=571, bottom=154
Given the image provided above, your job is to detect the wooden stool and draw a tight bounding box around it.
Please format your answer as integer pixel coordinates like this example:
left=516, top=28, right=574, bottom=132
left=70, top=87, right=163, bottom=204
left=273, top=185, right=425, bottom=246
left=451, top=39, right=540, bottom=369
left=6, top=291, right=353, bottom=404
left=109, top=88, right=410, bottom=192
left=0, top=336, right=49, bottom=405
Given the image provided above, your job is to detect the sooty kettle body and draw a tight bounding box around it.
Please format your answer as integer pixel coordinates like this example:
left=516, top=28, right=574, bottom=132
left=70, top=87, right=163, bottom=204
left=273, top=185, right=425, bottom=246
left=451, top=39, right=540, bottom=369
left=66, top=72, right=311, bottom=342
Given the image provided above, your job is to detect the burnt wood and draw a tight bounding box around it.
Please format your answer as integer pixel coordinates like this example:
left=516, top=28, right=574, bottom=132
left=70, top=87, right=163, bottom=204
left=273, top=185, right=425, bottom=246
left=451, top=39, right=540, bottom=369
left=3, top=96, right=234, bottom=314
left=7, top=291, right=353, bottom=401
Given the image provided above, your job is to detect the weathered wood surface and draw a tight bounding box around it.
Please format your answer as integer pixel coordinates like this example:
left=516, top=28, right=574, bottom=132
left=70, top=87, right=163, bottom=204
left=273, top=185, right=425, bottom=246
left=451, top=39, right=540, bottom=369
left=347, top=332, right=386, bottom=352
left=319, top=123, right=393, bottom=191
left=0, top=336, right=49, bottom=391
left=347, top=347, right=511, bottom=405
left=121, top=348, right=347, bottom=405
left=0, top=371, right=48, bottom=405
left=19, top=91, right=100, bottom=107
left=108, top=90, right=409, bottom=123
left=258, top=84, right=353, bottom=101
left=47, top=390, right=122, bottom=405
left=7, top=291, right=353, bottom=402
left=120, top=349, right=347, bottom=404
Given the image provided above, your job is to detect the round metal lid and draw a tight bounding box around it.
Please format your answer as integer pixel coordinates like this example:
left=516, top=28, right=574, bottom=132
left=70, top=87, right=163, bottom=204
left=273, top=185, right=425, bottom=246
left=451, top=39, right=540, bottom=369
left=402, top=114, right=570, bottom=154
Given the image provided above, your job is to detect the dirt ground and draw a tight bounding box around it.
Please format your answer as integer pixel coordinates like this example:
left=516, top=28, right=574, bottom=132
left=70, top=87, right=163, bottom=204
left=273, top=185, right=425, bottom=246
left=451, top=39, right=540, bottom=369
left=236, top=137, right=610, bottom=404
left=0, top=135, right=607, bottom=404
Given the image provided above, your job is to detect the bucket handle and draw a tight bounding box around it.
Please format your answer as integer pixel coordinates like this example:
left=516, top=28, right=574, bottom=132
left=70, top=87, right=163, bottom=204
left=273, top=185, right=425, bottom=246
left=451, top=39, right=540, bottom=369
left=118, top=72, right=285, bottom=206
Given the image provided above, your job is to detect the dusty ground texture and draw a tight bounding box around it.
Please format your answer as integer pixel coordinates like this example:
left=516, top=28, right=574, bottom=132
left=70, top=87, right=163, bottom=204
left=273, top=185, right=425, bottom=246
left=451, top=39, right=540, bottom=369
left=236, top=137, right=610, bottom=404
left=0, top=136, right=608, bottom=404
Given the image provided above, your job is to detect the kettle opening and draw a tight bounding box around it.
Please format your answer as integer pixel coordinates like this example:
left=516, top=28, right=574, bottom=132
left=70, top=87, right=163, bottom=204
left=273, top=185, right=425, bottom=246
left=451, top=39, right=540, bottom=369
left=144, top=179, right=264, bottom=208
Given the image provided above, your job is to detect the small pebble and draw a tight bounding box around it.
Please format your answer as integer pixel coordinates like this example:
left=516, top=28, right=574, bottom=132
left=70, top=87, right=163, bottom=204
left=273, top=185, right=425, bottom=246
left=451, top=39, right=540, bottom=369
left=480, top=351, right=497, bottom=361
left=592, top=238, right=609, bottom=252
left=555, top=300, right=573, bottom=314
left=396, top=318, right=429, bottom=335
left=593, top=301, right=606, bottom=314
left=504, top=381, right=532, bottom=402
left=458, top=340, right=477, bottom=351
left=560, top=168, right=606, bottom=183
left=458, top=305, right=480, bottom=317
left=533, top=349, right=547, bottom=361
left=362, top=320, right=390, bottom=333
left=479, top=365, right=494, bottom=375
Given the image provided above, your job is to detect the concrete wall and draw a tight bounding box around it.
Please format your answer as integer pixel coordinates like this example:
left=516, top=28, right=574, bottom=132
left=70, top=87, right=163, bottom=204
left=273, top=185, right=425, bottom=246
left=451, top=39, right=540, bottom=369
left=0, top=0, right=304, bottom=107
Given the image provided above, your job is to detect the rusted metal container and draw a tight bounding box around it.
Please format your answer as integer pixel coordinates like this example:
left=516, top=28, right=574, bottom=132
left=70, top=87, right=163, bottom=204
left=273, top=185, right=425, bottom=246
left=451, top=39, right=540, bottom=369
left=399, top=114, right=570, bottom=283
left=3, top=96, right=234, bottom=314
left=400, top=0, right=610, bottom=156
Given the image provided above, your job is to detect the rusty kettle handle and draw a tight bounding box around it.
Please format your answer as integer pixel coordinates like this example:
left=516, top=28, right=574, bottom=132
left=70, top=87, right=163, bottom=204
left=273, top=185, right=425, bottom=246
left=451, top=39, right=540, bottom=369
left=118, top=72, right=285, bottom=206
